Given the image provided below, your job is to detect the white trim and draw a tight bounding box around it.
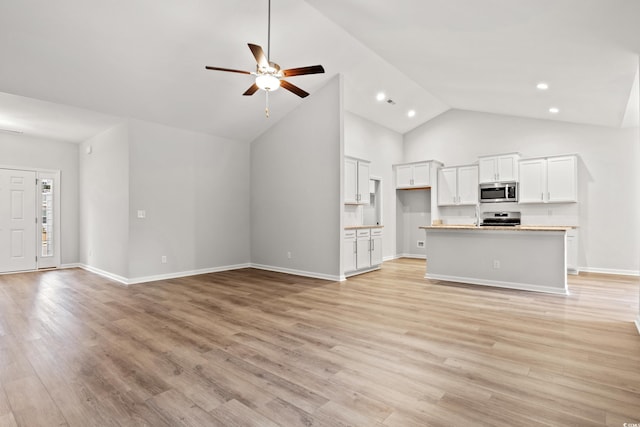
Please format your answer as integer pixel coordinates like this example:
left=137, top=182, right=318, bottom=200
left=78, top=263, right=251, bottom=285
left=250, top=264, right=340, bottom=282
left=383, top=255, right=399, bottom=262
left=79, top=264, right=129, bottom=285
left=344, top=265, right=381, bottom=278
left=60, top=263, right=80, bottom=269
left=425, top=273, right=569, bottom=295
left=635, top=316, right=640, bottom=336
left=578, top=267, right=640, bottom=277
left=126, top=263, right=250, bottom=285
left=397, top=253, right=426, bottom=260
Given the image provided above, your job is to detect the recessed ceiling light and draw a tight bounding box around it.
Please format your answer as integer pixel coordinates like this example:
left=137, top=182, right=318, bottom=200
left=536, top=82, right=549, bottom=90
left=407, top=110, right=416, bottom=118
left=376, top=92, right=386, bottom=101
left=549, top=107, right=560, bottom=114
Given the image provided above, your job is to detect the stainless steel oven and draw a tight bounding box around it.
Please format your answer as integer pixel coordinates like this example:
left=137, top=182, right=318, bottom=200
left=479, top=182, right=518, bottom=203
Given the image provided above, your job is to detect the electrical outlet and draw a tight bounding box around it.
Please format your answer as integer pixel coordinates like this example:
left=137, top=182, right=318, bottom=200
left=161, top=255, right=167, bottom=264
left=287, top=251, right=292, bottom=259
left=417, top=240, right=425, bottom=248
left=493, top=260, right=500, bottom=269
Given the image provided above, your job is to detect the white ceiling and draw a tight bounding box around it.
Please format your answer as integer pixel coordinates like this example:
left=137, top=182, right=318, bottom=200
left=0, top=0, right=638, bottom=143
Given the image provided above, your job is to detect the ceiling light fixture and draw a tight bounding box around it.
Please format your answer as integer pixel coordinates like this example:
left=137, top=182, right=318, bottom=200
left=549, top=107, right=560, bottom=114
left=376, top=92, right=386, bottom=101
left=536, top=82, right=549, bottom=90
left=255, top=74, right=281, bottom=91
left=407, top=110, right=416, bottom=118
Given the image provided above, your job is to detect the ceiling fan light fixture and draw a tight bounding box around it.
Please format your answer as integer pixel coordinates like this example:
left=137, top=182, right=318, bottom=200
left=256, top=74, right=281, bottom=91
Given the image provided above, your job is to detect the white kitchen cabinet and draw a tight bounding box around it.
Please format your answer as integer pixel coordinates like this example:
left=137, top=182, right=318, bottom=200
left=437, top=165, right=479, bottom=206
left=343, top=230, right=357, bottom=273
left=344, top=156, right=370, bottom=204
left=519, top=155, right=577, bottom=204
left=370, top=228, right=383, bottom=266
left=478, top=153, right=519, bottom=183
left=356, top=229, right=372, bottom=270
left=395, top=161, right=432, bottom=188
left=566, top=229, right=579, bottom=274
left=344, top=227, right=384, bottom=275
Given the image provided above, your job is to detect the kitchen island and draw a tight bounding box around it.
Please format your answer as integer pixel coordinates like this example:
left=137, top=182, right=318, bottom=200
left=420, top=225, right=574, bottom=294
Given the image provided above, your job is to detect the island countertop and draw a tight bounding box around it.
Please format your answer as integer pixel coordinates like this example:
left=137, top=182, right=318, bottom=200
left=420, top=225, right=576, bottom=232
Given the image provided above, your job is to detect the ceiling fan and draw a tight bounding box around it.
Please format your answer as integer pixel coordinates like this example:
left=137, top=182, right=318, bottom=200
left=205, top=0, right=325, bottom=117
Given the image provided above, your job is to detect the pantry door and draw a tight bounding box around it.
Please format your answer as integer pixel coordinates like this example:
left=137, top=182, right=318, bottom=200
left=0, top=169, right=37, bottom=273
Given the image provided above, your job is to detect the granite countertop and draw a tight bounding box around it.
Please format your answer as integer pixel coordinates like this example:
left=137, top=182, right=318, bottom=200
left=420, top=225, right=577, bottom=231
left=344, top=225, right=385, bottom=230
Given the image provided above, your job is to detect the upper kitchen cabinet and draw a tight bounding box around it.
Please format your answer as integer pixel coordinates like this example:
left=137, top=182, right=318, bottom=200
left=519, top=155, right=577, bottom=203
left=395, top=161, right=443, bottom=189
left=478, top=153, right=520, bottom=183
left=345, top=156, right=371, bottom=204
left=438, top=165, right=479, bottom=206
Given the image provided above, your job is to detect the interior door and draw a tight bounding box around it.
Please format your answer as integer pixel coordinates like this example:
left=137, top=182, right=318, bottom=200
left=0, top=169, right=37, bottom=273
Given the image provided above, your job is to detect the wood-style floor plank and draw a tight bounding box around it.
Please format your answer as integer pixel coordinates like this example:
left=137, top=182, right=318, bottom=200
left=0, top=259, right=638, bottom=426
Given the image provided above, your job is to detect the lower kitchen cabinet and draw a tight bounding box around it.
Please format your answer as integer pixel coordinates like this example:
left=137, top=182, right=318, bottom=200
left=567, top=229, right=579, bottom=275
left=344, top=227, right=384, bottom=276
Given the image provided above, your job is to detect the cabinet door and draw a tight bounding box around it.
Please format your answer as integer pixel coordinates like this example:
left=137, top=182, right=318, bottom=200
left=547, top=156, right=577, bottom=203
left=370, top=235, right=383, bottom=266
left=457, top=165, right=479, bottom=205
left=478, top=157, right=497, bottom=183
left=412, top=162, right=430, bottom=186
left=518, top=159, right=546, bottom=203
left=396, top=165, right=413, bottom=188
left=343, top=235, right=356, bottom=273
left=437, top=168, right=458, bottom=206
left=344, top=158, right=358, bottom=203
left=497, top=155, right=518, bottom=182
left=357, top=161, right=370, bottom=205
left=356, top=238, right=371, bottom=269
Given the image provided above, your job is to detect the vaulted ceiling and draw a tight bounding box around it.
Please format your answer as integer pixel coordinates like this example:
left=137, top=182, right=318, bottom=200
left=1, top=0, right=639, bottom=143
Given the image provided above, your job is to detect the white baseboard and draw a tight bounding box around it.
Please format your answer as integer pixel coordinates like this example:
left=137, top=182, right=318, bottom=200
left=383, top=255, right=399, bottom=262
left=635, top=316, right=640, bottom=336
left=79, top=263, right=251, bottom=285
left=79, top=264, right=129, bottom=285
left=127, top=263, right=251, bottom=285
left=396, top=253, right=426, bottom=260
left=249, top=264, right=340, bottom=282
left=425, top=273, right=569, bottom=295
left=60, top=263, right=80, bottom=269
left=578, top=267, right=640, bottom=277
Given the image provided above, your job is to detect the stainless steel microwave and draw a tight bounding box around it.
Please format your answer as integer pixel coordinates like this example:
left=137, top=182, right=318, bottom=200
left=479, top=182, right=518, bottom=203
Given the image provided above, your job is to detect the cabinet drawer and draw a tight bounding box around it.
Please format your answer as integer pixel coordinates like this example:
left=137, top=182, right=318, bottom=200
left=343, top=230, right=357, bottom=239
left=356, top=229, right=371, bottom=238
left=371, top=228, right=383, bottom=237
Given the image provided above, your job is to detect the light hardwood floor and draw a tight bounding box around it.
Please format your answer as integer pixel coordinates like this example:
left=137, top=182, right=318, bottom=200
left=0, top=259, right=639, bottom=426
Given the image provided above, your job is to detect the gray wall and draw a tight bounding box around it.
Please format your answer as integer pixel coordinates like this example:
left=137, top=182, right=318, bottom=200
left=344, top=111, right=404, bottom=260
left=250, top=75, right=342, bottom=279
left=79, top=123, right=130, bottom=277
left=404, top=109, right=640, bottom=274
left=0, top=133, right=79, bottom=265
left=127, top=120, right=250, bottom=279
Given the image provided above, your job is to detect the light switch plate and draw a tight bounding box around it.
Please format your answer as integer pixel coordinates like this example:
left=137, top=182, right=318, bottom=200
left=137, top=210, right=146, bottom=219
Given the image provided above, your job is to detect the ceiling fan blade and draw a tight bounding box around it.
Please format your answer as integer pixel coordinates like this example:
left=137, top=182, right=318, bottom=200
left=282, top=65, right=325, bottom=77
left=243, top=83, right=260, bottom=96
left=280, top=80, right=309, bottom=98
left=248, top=44, right=269, bottom=68
left=205, top=66, right=251, bottom=75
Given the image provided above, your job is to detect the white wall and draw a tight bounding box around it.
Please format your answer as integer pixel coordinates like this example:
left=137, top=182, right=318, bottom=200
left=404, top=109, right=640, bottom=275
left=79, top=123, right=130, bottom=277
left=251, top=75, right=342, bottom=280
left=344, top=112, right=404, bottom=260
left=0, top=133, right=79, bottom=265
left=127, top=120, right=250, bottom=279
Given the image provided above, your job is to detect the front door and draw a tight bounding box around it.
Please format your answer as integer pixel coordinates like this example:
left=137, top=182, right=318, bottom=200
left=0, top=169, right=37, bottom=273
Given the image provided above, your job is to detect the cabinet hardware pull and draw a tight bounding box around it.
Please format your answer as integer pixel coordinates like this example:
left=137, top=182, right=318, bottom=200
left=541, top=192, right=544, bottom=201
left=353, top=241, right=356, bottom=254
